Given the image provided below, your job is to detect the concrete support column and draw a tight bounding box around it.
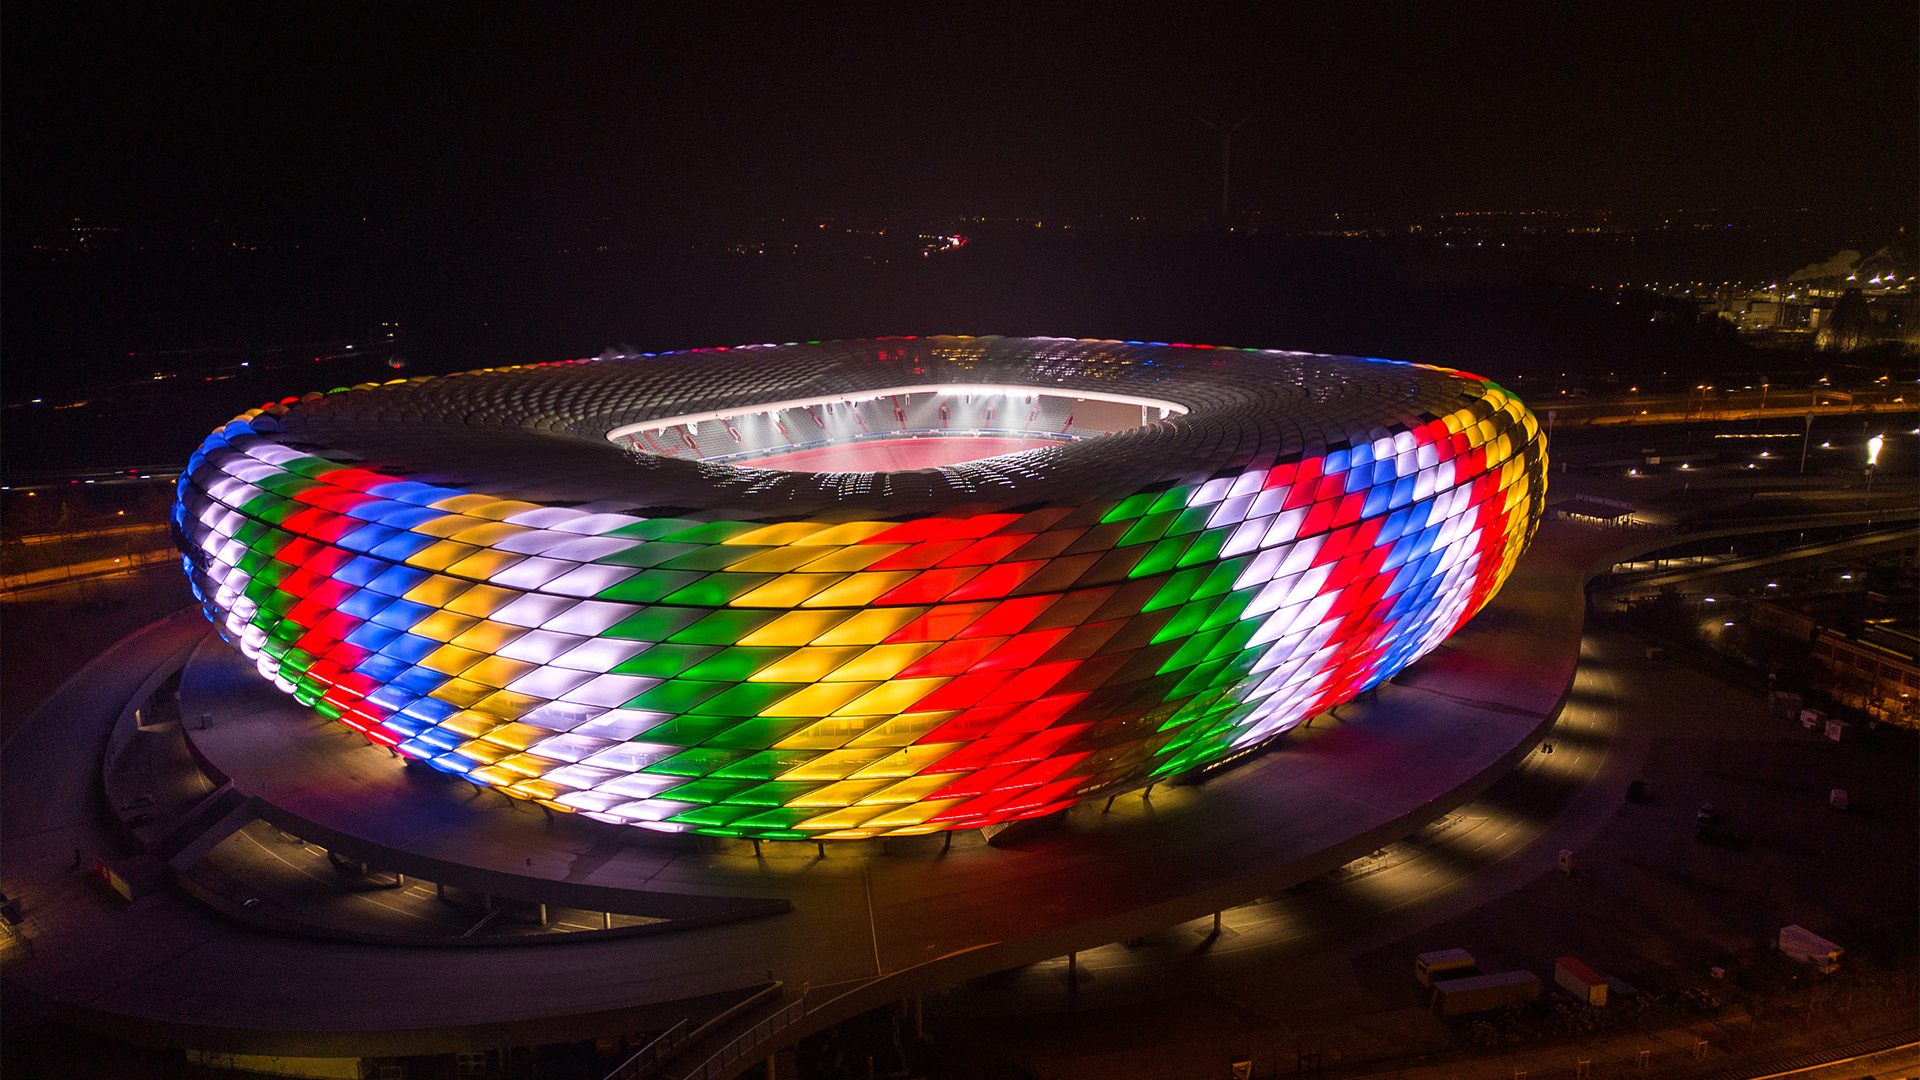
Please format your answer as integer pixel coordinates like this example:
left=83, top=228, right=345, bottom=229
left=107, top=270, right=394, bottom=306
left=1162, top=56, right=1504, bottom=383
left=764, top=1046, right=798, bottom=1079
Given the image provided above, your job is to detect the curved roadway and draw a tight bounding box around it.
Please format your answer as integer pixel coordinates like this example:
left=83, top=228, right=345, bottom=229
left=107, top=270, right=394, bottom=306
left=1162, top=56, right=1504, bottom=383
left=0, top=520, right=1624, bottom=1058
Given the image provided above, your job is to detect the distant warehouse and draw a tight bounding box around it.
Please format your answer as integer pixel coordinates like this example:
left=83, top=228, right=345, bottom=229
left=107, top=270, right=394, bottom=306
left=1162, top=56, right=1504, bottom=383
left=1749, top=594, right=1919, bottom=727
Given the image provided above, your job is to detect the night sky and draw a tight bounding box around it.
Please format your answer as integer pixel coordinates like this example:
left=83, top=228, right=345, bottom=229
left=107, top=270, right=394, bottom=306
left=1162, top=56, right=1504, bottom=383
left=7, top=1, right=1915, bottom=242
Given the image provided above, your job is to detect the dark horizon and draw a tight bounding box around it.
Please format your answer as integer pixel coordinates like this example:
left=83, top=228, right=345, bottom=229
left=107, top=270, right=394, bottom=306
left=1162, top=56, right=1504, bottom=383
left=4, top=3, right=1915, bottom=473
left=6, top=2, right=1915, bottom=244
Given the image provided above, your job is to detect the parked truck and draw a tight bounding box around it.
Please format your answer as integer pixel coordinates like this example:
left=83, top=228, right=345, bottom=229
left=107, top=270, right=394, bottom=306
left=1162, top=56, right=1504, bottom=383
left=1431, top=970, right=1540, bottom=1016
left=1554, top=956, right=1608, bottom=1006
left=1776, top=925, right=1842, bottom=973
left=1415, top=948, right=1479, bottom=988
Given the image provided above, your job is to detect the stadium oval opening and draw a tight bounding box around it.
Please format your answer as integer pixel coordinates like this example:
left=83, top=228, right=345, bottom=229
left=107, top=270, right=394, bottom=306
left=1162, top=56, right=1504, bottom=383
left=605, top=385, right=1188, bottom=473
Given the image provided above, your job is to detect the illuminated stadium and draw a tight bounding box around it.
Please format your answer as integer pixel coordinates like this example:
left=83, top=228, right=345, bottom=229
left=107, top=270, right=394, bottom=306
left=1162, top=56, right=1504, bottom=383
left=174, top=336, right=1547, bottom=842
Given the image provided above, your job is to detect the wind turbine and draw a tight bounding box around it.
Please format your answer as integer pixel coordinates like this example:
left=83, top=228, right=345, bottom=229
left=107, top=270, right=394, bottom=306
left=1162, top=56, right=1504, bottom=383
left=1194, top=110, right=1255, bottom=225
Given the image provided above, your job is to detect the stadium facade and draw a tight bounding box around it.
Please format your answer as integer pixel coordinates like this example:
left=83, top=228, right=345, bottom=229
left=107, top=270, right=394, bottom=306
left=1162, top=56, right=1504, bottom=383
left=174, top=337, right=1546, bottom=840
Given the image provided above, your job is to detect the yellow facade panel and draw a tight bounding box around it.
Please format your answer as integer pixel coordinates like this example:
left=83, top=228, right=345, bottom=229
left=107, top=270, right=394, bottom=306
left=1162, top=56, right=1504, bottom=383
left=856, top=773, right=953, bottom=804
left=412, top=610, right=483, bottom=643
left=402, top=575, right=475, bottom=608
left=445, top=549, right=527, bottom=581
left=730, top=573, right=849, bottom=609
left=724, top=521, right=835, bottom=546
left=847, top=711, right=958, bottom=747
left=749, top=646, right=868, bottom=683
left=793, top=806, right=889, bottom=830
left=794, top=521, right=897, bottom=546
left=776, top=747, right=895, bottom=781
left=740, top=609, right=854, bottom=646
left=788, top=777, right=895, bottom=807
left=796, top=544, right=906, bottom=572
left=801, top=571, right=920, bottom=608
left=762, top=681, right=879, bottom=718
left=451, top=620, right=527, bottom=653
left=419, top=643, right=487, bottom=676
left=444, top=584, right=520, bottom=617
left=775, top=715, right=890, bottom=750
left=849, top=742, right=963, bottom=777
left=406, top=540, right=481, bottom=571
left=448, top=521, right=531, bottom=546
left=823, top=642, right=941, bottom=682
left=858, top=799, right=967, bottom=828
left=810, top=607, right=927, bottom=645
left=724, top=546, right=832, bottom=573
left=832, top=678, right=949, bottom=716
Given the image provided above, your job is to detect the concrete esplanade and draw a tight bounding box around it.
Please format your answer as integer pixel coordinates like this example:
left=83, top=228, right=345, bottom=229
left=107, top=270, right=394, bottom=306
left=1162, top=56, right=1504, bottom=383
left=2, top=337, right=1586, bottom=1072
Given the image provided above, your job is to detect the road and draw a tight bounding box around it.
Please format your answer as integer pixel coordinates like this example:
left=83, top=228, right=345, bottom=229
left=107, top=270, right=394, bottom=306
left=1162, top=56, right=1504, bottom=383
left=0, top=520, right=1618, bottom=1058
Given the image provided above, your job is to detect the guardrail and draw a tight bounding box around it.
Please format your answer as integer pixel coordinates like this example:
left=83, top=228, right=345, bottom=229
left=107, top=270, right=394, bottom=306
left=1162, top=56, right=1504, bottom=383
left=671, top=943, right=1001, bottom=1080
left=4, top=521, right=173, bottom=546
left=602, top=1018, right=692, bottom=1080
left=1, top=547, right=178, bottom=596
left=676, top=1000, right=805, bottom=1080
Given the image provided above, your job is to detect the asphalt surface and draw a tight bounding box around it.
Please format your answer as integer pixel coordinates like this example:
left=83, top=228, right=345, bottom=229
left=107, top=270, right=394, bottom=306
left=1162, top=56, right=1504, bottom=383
left=0, top=520, right=1620, bottom=1057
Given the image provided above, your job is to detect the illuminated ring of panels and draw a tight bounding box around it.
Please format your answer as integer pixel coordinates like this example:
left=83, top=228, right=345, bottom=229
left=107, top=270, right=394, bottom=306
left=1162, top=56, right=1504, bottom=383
left=174, top=336, right=1547, bottom=840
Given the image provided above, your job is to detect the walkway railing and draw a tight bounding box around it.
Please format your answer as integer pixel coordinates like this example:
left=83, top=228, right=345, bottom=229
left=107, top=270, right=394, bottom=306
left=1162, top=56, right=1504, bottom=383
left=672, top=943, right=1000, bottom=1080
left=602, top=1018, right=691, bottom=1080
left=676, top=1000, right=805, bottom=1080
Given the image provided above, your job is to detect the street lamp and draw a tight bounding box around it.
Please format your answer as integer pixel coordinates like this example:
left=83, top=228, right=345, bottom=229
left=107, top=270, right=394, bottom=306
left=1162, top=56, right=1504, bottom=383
left=1865, top=433, right=1883, bottom=504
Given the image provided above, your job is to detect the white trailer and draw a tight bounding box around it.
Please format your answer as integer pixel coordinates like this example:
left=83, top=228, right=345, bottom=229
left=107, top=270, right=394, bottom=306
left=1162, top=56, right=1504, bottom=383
left=1776, top=925, right=1841, bottom=973
left=1415, top=948, right=1478, bottom=988
left=1554, top=956, right=1608, bottom=1006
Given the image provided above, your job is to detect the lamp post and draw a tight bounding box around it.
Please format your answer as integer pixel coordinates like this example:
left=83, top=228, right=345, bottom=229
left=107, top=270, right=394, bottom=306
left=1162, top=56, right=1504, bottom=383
left=1865, top=433, right=1884, bottom=504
